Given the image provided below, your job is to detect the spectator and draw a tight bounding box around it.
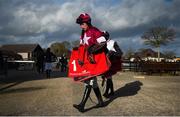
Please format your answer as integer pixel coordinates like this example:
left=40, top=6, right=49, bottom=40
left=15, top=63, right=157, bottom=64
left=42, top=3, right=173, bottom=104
left=45, top=48, right=56, bottom=78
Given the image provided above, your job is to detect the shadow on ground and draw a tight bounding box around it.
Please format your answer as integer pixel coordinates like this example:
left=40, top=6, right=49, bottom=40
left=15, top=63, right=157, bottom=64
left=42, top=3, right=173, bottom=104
left=0, top=70, right=68, bottom=83
left=0, top=70, right=68, bottom=92
left=83, top=81, right=143, bottom=112
left=50, top=70, right=68, bottom=78
left=0, top=85, right=46, bottom=95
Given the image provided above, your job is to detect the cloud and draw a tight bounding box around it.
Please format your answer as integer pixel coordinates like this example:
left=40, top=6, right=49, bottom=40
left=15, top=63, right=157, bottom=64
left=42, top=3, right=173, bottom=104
left=0, top=0, right=180, bottom=56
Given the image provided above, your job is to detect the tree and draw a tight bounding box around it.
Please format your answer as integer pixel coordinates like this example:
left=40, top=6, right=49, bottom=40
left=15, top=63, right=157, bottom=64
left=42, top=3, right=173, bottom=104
left=50, top=40, right=81, bottom=57
left=61, top=41, right=71, bottom=49
left=141, top=26, right=175, bottom=61
left=50, top=42, right=68, bottom=57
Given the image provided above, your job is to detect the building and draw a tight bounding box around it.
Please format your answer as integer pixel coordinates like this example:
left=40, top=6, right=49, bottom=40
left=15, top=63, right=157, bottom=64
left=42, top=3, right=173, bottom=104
left=131, top=48, right=166, bottom=62
left=0, top=44, right=43, bottom=60
left=0, top=49, right=22, bottom=60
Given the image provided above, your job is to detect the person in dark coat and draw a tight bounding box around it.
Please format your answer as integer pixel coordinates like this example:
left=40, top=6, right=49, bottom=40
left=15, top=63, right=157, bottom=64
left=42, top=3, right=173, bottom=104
left=44, top=48, right=56, bottom=78
left=36, top=50, right=44, bottom=74
left=61, top=54, right=68, bottom=72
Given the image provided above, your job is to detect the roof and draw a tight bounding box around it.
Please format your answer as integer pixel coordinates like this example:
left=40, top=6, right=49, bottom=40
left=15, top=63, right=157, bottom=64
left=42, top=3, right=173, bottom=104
left=0, top=44, right=41, bottom=53
left=134, top=48, right=165, bottom=58
left=0, top=49, right=22, bottom=59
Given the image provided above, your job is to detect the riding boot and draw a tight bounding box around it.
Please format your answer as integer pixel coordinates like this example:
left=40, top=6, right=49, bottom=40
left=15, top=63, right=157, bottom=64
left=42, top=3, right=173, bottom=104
left=103, top=79, right=110, bottom=98
left=93, top=87, right=104, bottom=107
left=73, top=85, right=92, bottom=112
left=109, top=79, right=114, bottom=96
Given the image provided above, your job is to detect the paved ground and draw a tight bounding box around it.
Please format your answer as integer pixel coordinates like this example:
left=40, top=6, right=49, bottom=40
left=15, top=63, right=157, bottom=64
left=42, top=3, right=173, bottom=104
left=0, top=70, right=180, bottom=116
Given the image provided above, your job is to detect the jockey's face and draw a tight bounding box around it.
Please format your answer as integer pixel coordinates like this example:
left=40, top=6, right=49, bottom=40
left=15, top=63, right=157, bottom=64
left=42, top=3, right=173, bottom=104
left=80, top=23, right=89, bottom=31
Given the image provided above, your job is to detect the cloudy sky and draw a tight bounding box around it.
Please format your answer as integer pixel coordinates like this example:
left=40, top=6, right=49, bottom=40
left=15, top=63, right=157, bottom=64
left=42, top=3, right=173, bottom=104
left=0, top=0, right=180, bottom=56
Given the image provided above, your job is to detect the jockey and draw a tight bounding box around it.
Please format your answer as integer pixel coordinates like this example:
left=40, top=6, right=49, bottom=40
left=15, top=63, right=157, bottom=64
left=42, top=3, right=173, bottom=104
left=73, top=13, right=107, bottom=112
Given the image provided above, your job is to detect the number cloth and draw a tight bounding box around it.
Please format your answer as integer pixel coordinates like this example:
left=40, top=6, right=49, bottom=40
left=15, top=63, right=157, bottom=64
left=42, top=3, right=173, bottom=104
left=68, top=46, right=110, bottom=82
